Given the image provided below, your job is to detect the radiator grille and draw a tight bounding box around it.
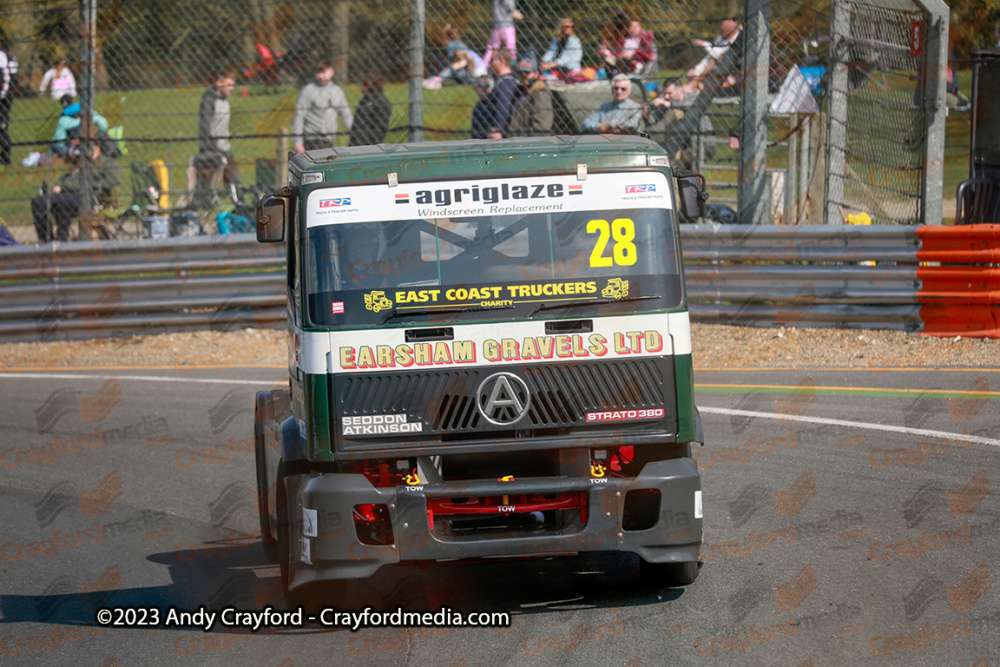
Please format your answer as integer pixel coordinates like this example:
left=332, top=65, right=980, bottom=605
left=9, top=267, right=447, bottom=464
left=332, top=357, right=674, bottom=443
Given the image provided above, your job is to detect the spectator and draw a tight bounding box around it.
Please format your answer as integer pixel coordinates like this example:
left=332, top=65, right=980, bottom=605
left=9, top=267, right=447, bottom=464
left=470, top=76, right=494, bottom=139
left=646, top=77, right=693, bottom=123
left=197, top=69, right=242, bottom=186
left=540, top=18, right=583, bottom=80
left=32, top=128, right=119, bottom=242
left=599, top=19, right=656, bottom=76
left=644, top=77, right=713, bottom=168
left=483, top=49, right=519, bottom=133
left=424, top=48, right=487, bottom=88
left=483, top=0, right=523, bottom=66
left=38, top=58, right=77, bottom=100
left=507, top=61, right=553, bottom=137
left=947, top=53, right=970, bottom=111
left=0, top=41, right=14, bottom=166
left=293, top=61, right=353, bottom=153
left=685, top=19, right=740, bottom=93
left=51, top=95, right=109, bottom=157
left=349, top=74, right=392, bottom=146
left=486, top=126, right=504, bottom=140
left=444, top=25, right=469, bottom=70
left=580, top=74, right=642, bottom=135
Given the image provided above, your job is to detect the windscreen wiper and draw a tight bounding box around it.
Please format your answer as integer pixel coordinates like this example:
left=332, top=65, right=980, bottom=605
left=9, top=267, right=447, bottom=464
left=526, top=295, right=662, bottom=319
left=378, top=303, right=515, bottom=326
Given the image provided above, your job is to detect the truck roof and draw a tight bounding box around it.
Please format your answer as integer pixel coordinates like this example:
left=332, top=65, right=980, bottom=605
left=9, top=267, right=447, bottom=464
left=289, top=135, right=669, bottom=185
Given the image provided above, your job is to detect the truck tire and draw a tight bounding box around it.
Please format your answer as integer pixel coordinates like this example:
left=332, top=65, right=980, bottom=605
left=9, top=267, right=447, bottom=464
left=254, top=397, right=278, bottom=562
left=640, top=559, right=701, bottom=587
left=276, top=468, right=347, bottom=613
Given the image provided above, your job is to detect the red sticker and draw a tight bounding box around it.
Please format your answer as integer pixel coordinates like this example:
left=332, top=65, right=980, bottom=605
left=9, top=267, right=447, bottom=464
left=332, top=302, right=345, bottom=314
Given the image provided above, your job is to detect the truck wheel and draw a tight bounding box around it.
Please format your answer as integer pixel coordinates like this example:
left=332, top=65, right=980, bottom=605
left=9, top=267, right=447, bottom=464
left=276, top=474, right=347, bottom=613
left=640, top=559, right=701, bottom=587
left=255, top=420, right=278, bottom=562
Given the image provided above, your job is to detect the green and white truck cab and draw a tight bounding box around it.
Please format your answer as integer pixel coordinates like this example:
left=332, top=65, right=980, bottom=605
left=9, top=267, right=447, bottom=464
left=253, top=135, right=707, bottom=607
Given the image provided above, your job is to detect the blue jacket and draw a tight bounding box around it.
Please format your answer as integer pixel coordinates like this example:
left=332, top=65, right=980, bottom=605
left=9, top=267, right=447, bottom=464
left=52, top=102, right=110, bottom=148
left=541, top=35, right=583, bottom=71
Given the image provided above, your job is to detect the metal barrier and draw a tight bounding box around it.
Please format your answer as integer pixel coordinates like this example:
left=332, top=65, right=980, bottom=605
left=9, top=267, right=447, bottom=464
left=0, top=225, right=997, bottom=343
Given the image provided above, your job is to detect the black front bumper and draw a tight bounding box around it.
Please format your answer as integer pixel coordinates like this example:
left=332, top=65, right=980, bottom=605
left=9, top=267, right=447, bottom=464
left=283, top=458, right=701, bottom=591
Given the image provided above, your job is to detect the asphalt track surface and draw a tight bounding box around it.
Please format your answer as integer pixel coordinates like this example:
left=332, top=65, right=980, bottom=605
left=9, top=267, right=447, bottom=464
left=1, top=363, right=998, bottom=666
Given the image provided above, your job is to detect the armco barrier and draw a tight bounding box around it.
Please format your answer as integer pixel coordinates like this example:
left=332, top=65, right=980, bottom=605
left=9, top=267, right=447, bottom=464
left=914, top=225, right=1000, bottom=337
left=0, top=225, right=997, bottom=343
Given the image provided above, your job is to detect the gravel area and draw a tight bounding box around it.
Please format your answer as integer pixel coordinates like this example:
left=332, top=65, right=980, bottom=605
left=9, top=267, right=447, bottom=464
left=0, top=324, right=996, bottom=371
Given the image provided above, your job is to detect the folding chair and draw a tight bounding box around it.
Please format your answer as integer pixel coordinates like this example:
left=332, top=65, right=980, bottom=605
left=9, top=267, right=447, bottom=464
left=955, top=177, right=1000, bottom=225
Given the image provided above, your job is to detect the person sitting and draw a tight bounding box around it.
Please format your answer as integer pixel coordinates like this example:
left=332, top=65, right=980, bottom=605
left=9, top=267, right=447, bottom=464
left=540, top=18, right=583, bottom=81
left=685, top=19, right=741, bottom=93
left=599, top=19, right=656, bottom=76
left=32, top=128, right=120, bottom=242
left=424, top=45, right=487, bottom=88
left=340, top=225, right=389, bottom=289
left=580, top=73, right=642, bottom=135
left=506, top=61, right=553, bottom=137
left=38, top=58, right=77, bottom=100
left=51, top=95, right=109, bottom=158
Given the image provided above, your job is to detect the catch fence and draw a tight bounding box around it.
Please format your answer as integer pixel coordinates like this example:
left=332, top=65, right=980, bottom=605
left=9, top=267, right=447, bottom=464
left=0, top=0, right=946, bottom=244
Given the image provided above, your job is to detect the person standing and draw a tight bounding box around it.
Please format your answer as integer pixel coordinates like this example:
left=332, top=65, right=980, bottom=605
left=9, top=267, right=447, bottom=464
left=484, top=50, right=519, bottom=135
left=197, top=69, right=242, bottom=186
left=482, top=0, right=523, bottom=67
left=39, top=58, right=77, bottom=100
left=580, top=74, right=643, bottom=135
left=293, top=60, right=353, bottom=153
left=470, top=76, right=494, bottom=139
left=349, top=74, right=391, bottom=146
left=506, top=61, right=553, bottom=137
left=0, top=42, right=15, bottom=166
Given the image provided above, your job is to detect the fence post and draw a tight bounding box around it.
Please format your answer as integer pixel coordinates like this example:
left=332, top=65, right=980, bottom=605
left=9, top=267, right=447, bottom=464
left=916, top=0, right=948, bottom=225
left=739, top=0, right=771, bottom=225
left=798, top=115, right=811, bottom=224
left=786, top=119, right=797, bottom=224
left=824, top=0, right=849, bottom=225
left=77, top=0, right=97, bottom=239
left=276, top=128, right=288, bottom=189
left=408, top=0, right=425, bottom=143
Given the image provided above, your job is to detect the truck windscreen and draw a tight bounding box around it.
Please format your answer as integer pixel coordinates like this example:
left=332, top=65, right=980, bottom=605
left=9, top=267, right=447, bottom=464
left=304, top=174, right=682, bottom=328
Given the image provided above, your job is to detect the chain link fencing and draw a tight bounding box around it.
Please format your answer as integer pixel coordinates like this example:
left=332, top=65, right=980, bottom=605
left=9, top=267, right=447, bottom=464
left=0, top=0, right=947, bottom=243
left=824, top=0, right=948, bottom=225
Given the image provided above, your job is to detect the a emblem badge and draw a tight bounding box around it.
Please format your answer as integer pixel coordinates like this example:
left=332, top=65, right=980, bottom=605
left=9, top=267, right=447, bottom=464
left=476, top=372, right=531, bottom=426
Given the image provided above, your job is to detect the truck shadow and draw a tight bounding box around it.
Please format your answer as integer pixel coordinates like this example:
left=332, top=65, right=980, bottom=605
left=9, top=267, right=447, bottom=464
left=0, top=538, right=687, bottom=634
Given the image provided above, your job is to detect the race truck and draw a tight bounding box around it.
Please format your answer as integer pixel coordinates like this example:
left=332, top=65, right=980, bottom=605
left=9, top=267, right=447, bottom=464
left=253, top=135, right=708, bottom=608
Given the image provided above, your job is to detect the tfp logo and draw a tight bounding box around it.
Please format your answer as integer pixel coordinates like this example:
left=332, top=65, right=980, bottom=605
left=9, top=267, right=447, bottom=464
left=319, top=198, right=351, bottom=208
left=625, top=184, right=656, bottom=194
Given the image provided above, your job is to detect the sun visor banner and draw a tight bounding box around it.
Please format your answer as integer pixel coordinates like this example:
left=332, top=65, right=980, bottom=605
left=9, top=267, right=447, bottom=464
left=305, top=172, right=673, bottom=227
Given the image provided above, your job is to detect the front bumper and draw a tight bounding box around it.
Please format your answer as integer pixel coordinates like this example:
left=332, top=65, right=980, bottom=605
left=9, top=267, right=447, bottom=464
left=284, top=458, right=701, bottom=591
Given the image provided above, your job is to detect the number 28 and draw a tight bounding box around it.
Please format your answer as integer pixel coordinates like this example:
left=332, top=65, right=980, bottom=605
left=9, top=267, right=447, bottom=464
left=587, top=218, right=636, bottom=267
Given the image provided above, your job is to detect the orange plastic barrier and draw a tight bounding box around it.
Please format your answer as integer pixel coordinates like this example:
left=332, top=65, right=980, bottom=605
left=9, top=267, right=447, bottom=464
left=916, top=225, right=1000, bottom=337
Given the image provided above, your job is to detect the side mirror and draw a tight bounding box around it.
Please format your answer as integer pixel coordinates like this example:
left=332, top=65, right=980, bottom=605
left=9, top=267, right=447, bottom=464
left=256, top=194, right=288, bottom=242
left=675, top=172, right=708, bottom=223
